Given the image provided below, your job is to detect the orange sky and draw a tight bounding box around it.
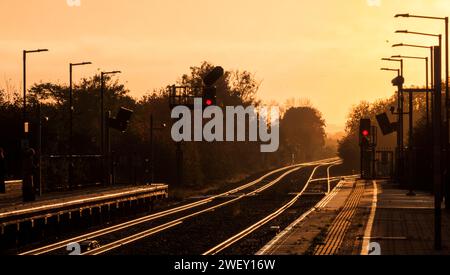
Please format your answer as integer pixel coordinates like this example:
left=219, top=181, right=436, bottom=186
left=1, top=0, right=449, bottom=133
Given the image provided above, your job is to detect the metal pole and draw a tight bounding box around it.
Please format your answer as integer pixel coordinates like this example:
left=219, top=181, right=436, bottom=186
left=176, top=142, right=182, bottom=186
left=426, top=57, right=430, bottom=128
left=399, top=61, right=405, bottom=184
left=106, top=111, right=111, bottom=185
left=23, top=51, right=27, bottom=130
left=445, top=17, right=450, bottom=210
left=438, top=35, right=447, bottom=206
left=426, top=57, right=432, bottom=186
left=101, top=73, right=105, bottom=156
left=432, top=47, right=435, bottom=133
left=431, top=49, right=436, bottom=185
left=150, top=114, right=154, bottom=184
left=100, top=71, right=120, bottom=184
left=22, top=51, right=28, bottom=191
left=37, top=103, right=42, bottom=196
left=69, top=64, right=73, bottom=189
left=100, top=73, right=105, bottom=185
left=67, top=61, right=91, bottom=188
left=433, top=46, right=442, bottom=250
left=360, top=139, right=364, bottom=179
left=394, top=69, right=401, bottom=182
left=445, top=17, right=449, bottom=123
left=408, top=89, right=415, bottom=196
left=372, top=127, right=376, bottom=179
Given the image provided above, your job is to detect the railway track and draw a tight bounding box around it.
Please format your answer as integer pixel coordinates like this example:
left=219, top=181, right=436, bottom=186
left=203, top=161, right=343, bottom=255
left=20, top=158, right=339, bottom=255
left=99, top=159, right=341, bottom=255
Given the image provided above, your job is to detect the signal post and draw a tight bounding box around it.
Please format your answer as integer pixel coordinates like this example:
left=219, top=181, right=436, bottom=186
left=360, top=119, right=377, bottom=179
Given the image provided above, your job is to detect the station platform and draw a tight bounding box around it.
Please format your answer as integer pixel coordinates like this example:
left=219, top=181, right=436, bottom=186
left=258, top=178, right=450, bottom=255
left=0, top=181, right=168, bottom=229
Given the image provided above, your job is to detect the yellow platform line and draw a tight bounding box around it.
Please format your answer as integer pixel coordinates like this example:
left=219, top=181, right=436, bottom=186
left=314, top=181, right=364, bottom=255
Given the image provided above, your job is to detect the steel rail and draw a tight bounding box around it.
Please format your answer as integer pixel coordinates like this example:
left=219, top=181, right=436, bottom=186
left=83, top=165, right=308, bottom=255
left=20, top=159, right=339, bottom=255
left=256, top=175, right=348, bottom=255
left=202, top=160, right=342, bottom=255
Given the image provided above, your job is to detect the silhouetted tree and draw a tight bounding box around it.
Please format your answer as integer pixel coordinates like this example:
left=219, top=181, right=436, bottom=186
left=0, top=61, right=335, bottom=193
left=280, top=106, right=326, bottom=162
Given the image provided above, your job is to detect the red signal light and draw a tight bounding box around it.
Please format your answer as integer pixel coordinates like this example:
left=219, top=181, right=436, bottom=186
left=203, top=86, right=217, bottom=107
left=359, top=119, right=371, bottom=147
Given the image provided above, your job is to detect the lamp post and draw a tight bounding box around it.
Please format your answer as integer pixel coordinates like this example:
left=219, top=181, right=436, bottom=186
left=22, top=49, right=48, bottom=200
left=393, top=35, right=441, bottom=131
left=381, top=68, right=400, bottom=75
left=382, top=58, right=405, bottom=184
left=395, top=30, right=442, bottom=51
left=391, top=54, right=430, bottom=196
left=395, top=29, right=449, bottom=206
left=432, top=46, right=443, bottom=250
left=394, top=54, right=434, bottom=197
left=382, top=57, right=404, bottom=135
left=23, top=49, right=49, bottom=143
left=382, top=58, right=404, bottom=75
left=393, top=44, right=435, bottom=127
left=395, top=14, right=448, bottom=138
left=381, top=67, right=402, bottom=183
left=392, top=54, right=429, bottom=134
left=100, top=71, right=121, bottom=156
left=68, top=62, right=92, bottom=189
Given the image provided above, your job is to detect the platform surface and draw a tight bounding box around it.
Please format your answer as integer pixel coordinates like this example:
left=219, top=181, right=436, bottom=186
left=260, top=179, right=450, bottom=255
left=0, top=182, right=168, bottom=224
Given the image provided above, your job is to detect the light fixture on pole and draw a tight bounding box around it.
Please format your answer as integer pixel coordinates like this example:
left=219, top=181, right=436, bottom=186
left=100, top=70, right=121, bottom=156
left=392, top=55, right=431, bottom=126
left=68, top=61, right=92, bottom=189
left=394, top=14, right=448, bottom=126
left=23, top=49, right=49, bottom=139
left=393, top=43, right=436, bottom=122
left=382, top=58, right=405, bottom=185
left=394, top=12, right=449, bottom=120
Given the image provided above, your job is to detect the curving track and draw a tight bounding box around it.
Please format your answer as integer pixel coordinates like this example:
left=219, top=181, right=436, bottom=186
left=203, top=163, right=330, bottom=255
left=19, top=158, right=341, bottom=256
